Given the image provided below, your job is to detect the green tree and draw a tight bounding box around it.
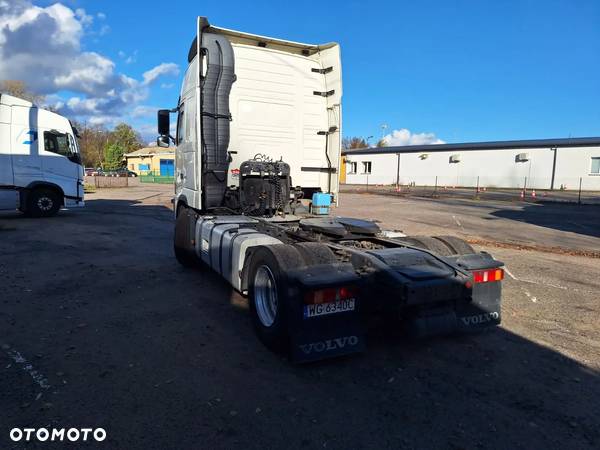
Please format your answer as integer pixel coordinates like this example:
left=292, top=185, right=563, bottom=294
left=103, top=143, right=126, bottom=170
left=110, top=123, right=143, bottom=154
left=375, top=138, right=387, bottom=147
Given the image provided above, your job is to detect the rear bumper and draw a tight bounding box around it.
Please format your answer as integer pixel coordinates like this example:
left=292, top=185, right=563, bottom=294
left=284, top=254, right=503, bottom=362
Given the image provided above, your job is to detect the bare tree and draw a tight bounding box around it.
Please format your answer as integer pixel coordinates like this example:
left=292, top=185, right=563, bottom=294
left=73, top=121, right=111, bottom=168
left=0, top=80, right=45, bottom=105
left=342, top=136, right=368, bottom=149
left=73, top=121, right=145, bottom=168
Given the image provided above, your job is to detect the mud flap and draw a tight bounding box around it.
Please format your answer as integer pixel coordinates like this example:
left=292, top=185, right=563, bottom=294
left=456, top=281, right=502, bottom=332
left=285, top=263, right=366, bottom=363
left=405, top=281, right=502, bottom=338
left=406, top=252, right=503, bottom=337
left=405, top=310, right=459, bottom=338
left=289, top=315, right=366, bottom=363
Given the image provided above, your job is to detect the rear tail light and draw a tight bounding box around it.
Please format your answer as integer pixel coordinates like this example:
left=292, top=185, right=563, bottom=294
left=304, top=286, right=357, bottom=305
left=472, top=268, right=504, bottom=284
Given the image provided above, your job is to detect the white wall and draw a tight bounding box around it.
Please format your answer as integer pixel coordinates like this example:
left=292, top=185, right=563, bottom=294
left=345, top=146, right=600, bottom=190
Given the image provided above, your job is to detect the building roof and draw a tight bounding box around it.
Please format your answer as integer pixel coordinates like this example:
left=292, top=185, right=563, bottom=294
left=342, top=137, right=600, bottom=156
left=124, top=147, right=175, bottom=157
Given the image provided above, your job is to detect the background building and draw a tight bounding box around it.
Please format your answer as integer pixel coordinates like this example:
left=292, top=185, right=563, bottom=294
left=342, top=137, right=600, bottom=191
left=124, top=147, right=175, bottom=176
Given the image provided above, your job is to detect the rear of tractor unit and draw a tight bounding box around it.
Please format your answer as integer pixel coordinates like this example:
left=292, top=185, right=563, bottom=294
left=159, top=17, right=503, bottom=362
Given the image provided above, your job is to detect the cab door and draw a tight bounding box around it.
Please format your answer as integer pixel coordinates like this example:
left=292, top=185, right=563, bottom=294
left=0, top=114, right=14, bottom=187
left=0, top=116, right=17, bottom=210
left=39, top=129, right=81, bottom=196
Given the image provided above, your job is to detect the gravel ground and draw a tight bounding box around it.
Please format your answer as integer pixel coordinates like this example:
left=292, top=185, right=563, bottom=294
left=1, top=185, right=598, bottom=449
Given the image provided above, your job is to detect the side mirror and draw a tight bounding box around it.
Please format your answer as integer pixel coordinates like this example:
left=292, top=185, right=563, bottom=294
left=68, top=153, right=82, bottom=165
left=157, top=135, right=170, bottom=148
left=157, top=109, right=170, bottom=136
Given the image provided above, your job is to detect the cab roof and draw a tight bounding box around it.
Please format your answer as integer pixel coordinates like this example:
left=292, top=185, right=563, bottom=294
left=188, top=16, right=338, bottom=62
left=0, top=93, right=34, bottom=107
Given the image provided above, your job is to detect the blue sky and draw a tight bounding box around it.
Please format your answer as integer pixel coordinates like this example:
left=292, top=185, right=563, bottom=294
left=3, top=0, right=599, bottom=144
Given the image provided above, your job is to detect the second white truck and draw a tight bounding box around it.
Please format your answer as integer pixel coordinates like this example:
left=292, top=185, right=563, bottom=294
left=0, top=94, right=84, bottom=217
left=158, top=17, right=504, bottom=362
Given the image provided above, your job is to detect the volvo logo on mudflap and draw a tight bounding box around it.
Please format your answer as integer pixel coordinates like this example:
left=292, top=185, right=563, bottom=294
left=461, top=311, right=500, bottom=325
left=299, top=336, right=359, bottom=354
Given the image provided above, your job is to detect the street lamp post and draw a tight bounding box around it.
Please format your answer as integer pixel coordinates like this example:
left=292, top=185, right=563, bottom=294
left=381, top=123, right=388, bottom=141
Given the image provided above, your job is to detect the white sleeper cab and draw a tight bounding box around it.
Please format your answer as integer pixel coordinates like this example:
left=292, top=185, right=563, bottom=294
left=0, top=94, right=84, bottom=217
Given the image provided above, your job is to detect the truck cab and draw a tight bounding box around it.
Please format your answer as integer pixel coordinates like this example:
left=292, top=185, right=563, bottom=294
left=158, top=17, right=342, bottom=213
left=0, top=94, right=84, bottom=217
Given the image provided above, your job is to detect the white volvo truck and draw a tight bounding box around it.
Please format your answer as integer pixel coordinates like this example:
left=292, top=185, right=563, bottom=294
left=158, top=17, right=504, bottom=362
left=0, top=94, right=84, bottom=217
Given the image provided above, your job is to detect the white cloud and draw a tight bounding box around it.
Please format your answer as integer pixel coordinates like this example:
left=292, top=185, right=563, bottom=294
left=54, top=51, right=115, bottom=94
left=0, top=1, right=179, bottom=126
left=74, top=8, right=93, bottom=27
left=138, top=121, right=176, bottom=145
left=97, top=12, right=106, bottom=20
left=383, top=128, right=445, bottom=146
left=131, top=105, right=158, bottom=118
left=160, top=83, right=174, bottom=89
left=118, top=49, right=137, bottom=64
left=142, top=63, right=179, bottom=85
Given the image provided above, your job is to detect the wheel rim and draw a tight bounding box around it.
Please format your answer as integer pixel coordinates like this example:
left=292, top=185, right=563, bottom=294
left=37, top=196, right=53, bottom=211
left=254, top=265, right=278, bottom=327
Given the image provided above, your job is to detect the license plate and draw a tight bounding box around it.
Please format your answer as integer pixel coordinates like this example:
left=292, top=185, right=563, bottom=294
left=304, top=299, right=356, bottom=318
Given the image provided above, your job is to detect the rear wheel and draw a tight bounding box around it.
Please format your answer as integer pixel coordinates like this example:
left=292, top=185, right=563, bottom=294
left=395, top=235, right=475, bottom=256
left=25, top=188, right=61, bottom=217
left=248, top=245, right=304, bottom=353
left=395, top=236, right=454, bottom=256
left=294, top=242, right=337, bottom=265
left=433, top=235, right=475, bottom=255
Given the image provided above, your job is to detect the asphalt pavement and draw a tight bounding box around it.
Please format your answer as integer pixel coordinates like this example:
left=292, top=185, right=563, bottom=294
left=1, top=185, right=598, bottom=449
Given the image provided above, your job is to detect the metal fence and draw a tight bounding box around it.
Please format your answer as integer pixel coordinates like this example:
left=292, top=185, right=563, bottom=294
left=342, top=175, right=600, bottom=205
left=139, top=171, right=174, bottom=184
left=85, top=176, right=130, bottom=188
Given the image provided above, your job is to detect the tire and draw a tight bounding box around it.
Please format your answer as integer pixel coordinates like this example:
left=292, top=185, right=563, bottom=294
left=25, top=188, right=61, bottom=217
left=433, top=236, right=475, bottom=255
left=174, top=205, right=198, bottom=267
left=248, top=245, right=304, bottom=353
left=294, top=242, right=337, bottom=265
left=395, top=236, right=454, bottom=256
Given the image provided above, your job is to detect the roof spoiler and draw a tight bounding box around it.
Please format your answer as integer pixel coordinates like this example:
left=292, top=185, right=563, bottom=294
left=188, top=16, right=210, bottom=62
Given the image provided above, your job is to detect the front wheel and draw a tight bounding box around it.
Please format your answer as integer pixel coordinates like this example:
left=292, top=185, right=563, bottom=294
left=174, top=205, right=198, bottom=267
left=25, top=188, right=61, bottom=217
